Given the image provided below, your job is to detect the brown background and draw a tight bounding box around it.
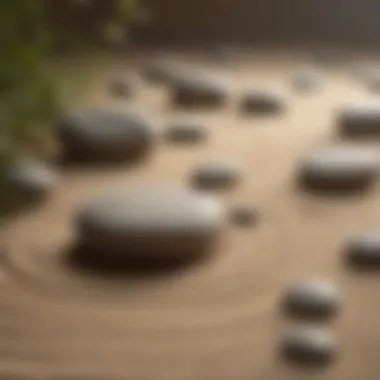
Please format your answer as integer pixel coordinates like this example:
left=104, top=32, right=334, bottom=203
left=50, top=0, right=380, bottom=49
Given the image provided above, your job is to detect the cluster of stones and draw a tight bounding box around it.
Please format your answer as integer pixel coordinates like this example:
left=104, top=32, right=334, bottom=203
left=10, top=52, right=380, bottom=373
left=280, top=279, right=340, bottom=366
left=288, top=73, right=380, bottom=368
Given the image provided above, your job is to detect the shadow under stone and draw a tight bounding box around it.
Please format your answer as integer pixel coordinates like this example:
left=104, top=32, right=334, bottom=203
left=338, top=127, right=380, bottom=141
left=296, top=173, right=374, bottom=198
left=171, top=92, right=228, bottom=110
left=344, top=250, right=380, bottom=273
left=282, top=300, right=337, bottom=323
left=55, top=144, right=154, bottom=171
left=65, top=241, right=213, bottom=280
left=279, top=347, right=335, bottom=370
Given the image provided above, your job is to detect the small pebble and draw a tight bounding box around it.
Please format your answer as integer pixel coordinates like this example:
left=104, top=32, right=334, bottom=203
left=281, top=326, right=337, bottom=366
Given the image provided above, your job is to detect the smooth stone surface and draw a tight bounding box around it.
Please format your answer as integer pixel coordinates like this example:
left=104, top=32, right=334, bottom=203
left=283, top=280, right=339, bottom=320
left=142, top=58, right=182, bottom=84
left=346, top=232, right=380, bottom=267
left=299, top=145, right=379, bottom=192
left=76, top=187, right=225, bottom=262
left=211, top=44, right=240, bottom=63
left=292, top=70, right=323, bottom=92
left=191, top=160, right=242, bottom=190
left=171, top=72, right=230, bottom=108
left=281, top=327, right=336, bottom=366
left=230, top=207, right=259, bottom=227
left=239, top=89, right=285, bottom=114
left=338, top=104, right=380, bottom=137
left=165, top=120, right=208, bottom=143
left=5, top=159, right=58, bottom=198
left=58, top=108, right=156, bottom=163
left=110, top=75, right=140, bottom=98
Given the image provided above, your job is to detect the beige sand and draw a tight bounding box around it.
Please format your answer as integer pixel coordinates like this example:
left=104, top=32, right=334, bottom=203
left=2, top=51, right=380, bottom=379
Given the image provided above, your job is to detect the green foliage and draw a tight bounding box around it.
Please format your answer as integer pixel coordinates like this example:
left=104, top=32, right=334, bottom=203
left=0, top=0, right=139, bottom=153
left=0, top=0, right=139, bottom=216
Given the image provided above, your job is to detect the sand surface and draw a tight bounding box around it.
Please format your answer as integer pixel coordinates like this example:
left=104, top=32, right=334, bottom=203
left=2, top=51, right=380, bottom=379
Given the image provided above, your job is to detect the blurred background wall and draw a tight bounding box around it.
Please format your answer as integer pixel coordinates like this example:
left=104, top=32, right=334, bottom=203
left=50, top=0, right=380, bottom=50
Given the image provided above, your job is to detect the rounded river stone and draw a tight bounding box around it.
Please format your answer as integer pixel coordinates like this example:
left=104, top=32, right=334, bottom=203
left=191, top=160, right=242, bottom=190
left=170, top=73, right=230, bottom=108
left=211, top=44, right=240, bottom=63
left=292, top=70, right=323, bottom=92
left=58, top=108, right=156, bottom=162
left=110, top=75, right=140, bottom=98
left=76, top=187, right=225, bottom=262
left=281, top=327, right=337, bottom=366
left=239, top=89, right=285, bottom=114
left=230, top=207, right=259, bottom=227
left=5, top=159, right=58, bottom=199
left=298, top=145, right=379, bottom=192
left=346, top=232, right=380, bottom=267
left=283, top=280, right=339, bottom=320
left=142, top=58, right=182, bottom=84
left=165, top=119, right=208, bottom=144
left=338, top=104, right=380, bottom=138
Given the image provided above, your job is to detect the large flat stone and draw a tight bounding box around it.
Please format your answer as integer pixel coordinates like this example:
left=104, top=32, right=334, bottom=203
left=76, top=187, right=225, bottom=264
left=58, top=108, right=156, bottom=163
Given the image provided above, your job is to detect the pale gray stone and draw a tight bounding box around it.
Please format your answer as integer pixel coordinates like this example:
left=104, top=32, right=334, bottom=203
left=58, top=108, right=156, bottom=163
left=299, top=145, right=379, bottom=192
left=281, top=327, right=337, bottom=366
left=76, top=186, right=225, bottom=262
left=171, top=72, right=230, bottom=108
left=283, top=280, right=340, bottom=320
left=5, top=159, right=58, bottom=198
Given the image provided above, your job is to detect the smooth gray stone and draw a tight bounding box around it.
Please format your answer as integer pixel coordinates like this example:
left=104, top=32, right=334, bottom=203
left=353, top=66, right=380, bottom=89
left=58, top=108, right=156, bottom=163
left=239, top=89, right=285, bottom=114
left=5, top=159, right=58, bottom=198
left=76, top=187, right=225, bottom=262
left=191, top=160, right=242, bottom=190
left=346, top=232, right=380, bottom=267
left=142, top=58, right=182, bottom=84
left=281, top=327, right=336, bottom=366
left=283, top=280, right=339, bottom=320
left=165, top=120, right=208, bottom=143
left=338, top=104, right=380, bottom=137
left=211, top=44, right=240, bottom=63
left=230, top=206, right=259, bottom=227
left=299, top=146, right=379, bottom=192
left=171, top=73, right=230, bottom=108
left=292, top=70, right=323, bottom=92
left=110, top=75, right=140, bottom=98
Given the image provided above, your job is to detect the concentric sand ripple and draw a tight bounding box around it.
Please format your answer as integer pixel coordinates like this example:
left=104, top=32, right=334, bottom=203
left=5, top=219, right=281, bottom=310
